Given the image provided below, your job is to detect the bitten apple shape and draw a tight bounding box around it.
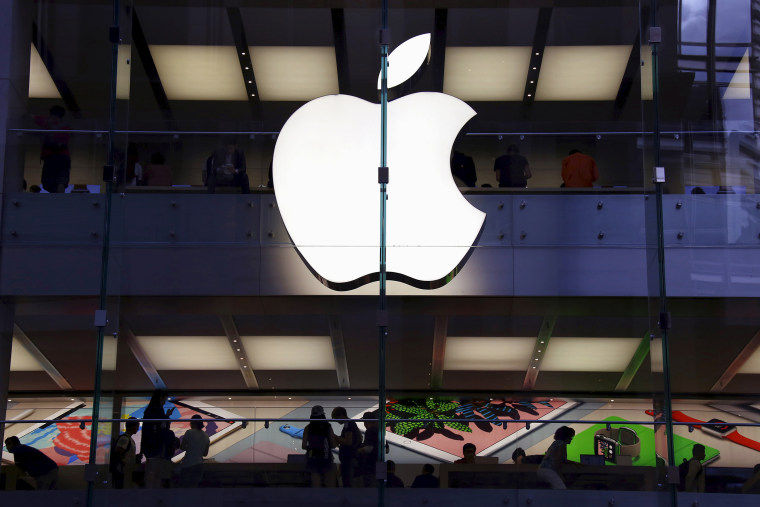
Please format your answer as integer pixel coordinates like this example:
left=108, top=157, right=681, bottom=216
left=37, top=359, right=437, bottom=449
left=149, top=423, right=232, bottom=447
left=273, top=33, right=485, bottom=290
left=273, top=90, right=485, bottom=290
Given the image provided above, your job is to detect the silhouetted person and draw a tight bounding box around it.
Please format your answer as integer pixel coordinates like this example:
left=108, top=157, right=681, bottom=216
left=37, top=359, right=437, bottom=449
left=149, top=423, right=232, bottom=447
left=386, top=460, right=405, bottom=487
left=125, top=143, right=143, bottom=186
left=411, top=463, right=439, bottom=488
left=561, top=149, right=598, bottom=188
left=684, top=443, right=706, bottom=492
left=357, top=410, right=380, bottom=486
left=35, top=105, right=71, bottom=193
left=142, top=389, right=175, bottom=488
left=4, top=435, right=58, bottom=489
left=451, top=150, right=477, bottom=187
left=455, top=442, right=477, bottom=464
left=206, top=138, right=250, bottom=194
left=331, top=406, right=362, bottom=487
left=179, top=414, right=209, bottom=488
left=112, top=417, right=139, bottom=489
left=302, top=405, right=338, bottom=487
left=512, top=447, right=543, bottom=464
left=144, top=152, right=172, bottom=186
left=742, top=463, right=760, bottom=494
left=691, top=186, right=706, bottom=194
left=537, top=426, right=575, bottom=489
left=494, top=144, right=531, bottom=188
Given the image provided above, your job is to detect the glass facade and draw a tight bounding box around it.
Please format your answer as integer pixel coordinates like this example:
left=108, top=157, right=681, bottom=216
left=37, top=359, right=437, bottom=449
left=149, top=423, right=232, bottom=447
left=1, top=0, right=759, bottom=505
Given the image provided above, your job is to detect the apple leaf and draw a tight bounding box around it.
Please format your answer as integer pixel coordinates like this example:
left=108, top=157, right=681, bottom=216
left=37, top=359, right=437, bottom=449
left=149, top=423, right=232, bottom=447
left=377, top=33, right=431, bottom=90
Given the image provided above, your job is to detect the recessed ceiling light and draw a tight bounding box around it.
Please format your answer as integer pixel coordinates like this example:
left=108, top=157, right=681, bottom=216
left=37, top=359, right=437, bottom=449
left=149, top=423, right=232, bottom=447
left=245, top=66, right=249, bottom=70
left=443, top=47, right=531, bottom=101
left=241, top=52, right=246, bottom=55
left=532, top=67, right=537, bottom=70
left=444, top=337, right=535, bottom=371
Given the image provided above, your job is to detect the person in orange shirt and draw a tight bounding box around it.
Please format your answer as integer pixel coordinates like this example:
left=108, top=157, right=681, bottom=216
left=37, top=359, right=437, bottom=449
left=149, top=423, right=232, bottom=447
left=561, top=149, right=599, bottom=188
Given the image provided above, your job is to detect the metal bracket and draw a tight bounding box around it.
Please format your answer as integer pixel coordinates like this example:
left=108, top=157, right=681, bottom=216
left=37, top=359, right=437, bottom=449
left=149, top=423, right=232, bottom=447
left=379, top=28, right=391, bottom=45
left=376, top=310, right=389, bottom=327
left=378, top=166, right=389, bottom=184
left=658, top=312, right=671, bottom=330
left=94, top=310, right=108, bottom=327
left=648, top=27, right=662, bottom=44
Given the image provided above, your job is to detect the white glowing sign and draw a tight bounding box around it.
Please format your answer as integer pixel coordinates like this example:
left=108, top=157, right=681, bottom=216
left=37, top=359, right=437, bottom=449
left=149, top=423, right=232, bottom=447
left=273, top=34, right=486, bottom=290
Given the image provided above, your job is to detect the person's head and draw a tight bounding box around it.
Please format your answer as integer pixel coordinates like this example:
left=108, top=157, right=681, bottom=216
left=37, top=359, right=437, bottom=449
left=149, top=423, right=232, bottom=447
left=753, top=463, right=760, bottom=474
left=4, top=435, right=21, bottom=451
left=30, top=185, right=41, bottom=193
left=362, top=410, right=378, bottom=429
left=512, top=447, right=526, bottom=464
left=148, top=389, right=168, bottom=410
left=568, top=149, right=581, bottom=155
left=49, top=105, right=66, bottom=118
left=190, top=414, right=205, bottom=430
left=387, top=460, right=396, bottom=473
left=507, top=144, right=519, bottom=155
left=310, top=405, right=326, bottom=420
left=422, top=463, right=435, bottom=475
left=692, top=443, right=706, bottom=460
left=554, top=426, right=575, bottom=443
left=331, top=406, right=348, bottom=420
left=151, top=152, right=166, bottom=165
left=462, top=443, right=476, bottom=461
left=224, top=137, right=238, bottom=154
left=125, top=417, right=139, bottom=435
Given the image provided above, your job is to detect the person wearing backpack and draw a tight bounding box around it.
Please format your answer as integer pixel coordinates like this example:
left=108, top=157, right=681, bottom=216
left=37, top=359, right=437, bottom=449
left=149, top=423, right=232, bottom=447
left=331, top=406, right=362, bottom=487
left=302, top=405, right=338, bottom=487
left=683, top=444, right=706, bottom=492
left=111, top=418, right=139, bottom=489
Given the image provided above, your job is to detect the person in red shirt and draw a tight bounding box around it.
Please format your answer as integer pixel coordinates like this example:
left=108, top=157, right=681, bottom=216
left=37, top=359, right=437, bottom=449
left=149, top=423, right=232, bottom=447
left=561, top=149, right=599, bottom=188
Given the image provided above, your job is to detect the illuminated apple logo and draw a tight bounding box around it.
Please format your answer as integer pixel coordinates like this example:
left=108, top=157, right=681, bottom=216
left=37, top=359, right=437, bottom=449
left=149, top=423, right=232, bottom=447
left=273, top=34, right=486, bottom=290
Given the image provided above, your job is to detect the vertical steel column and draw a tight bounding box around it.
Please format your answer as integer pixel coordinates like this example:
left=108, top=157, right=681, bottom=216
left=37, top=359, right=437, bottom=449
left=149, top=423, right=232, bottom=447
left=377, top=1, right=389, bottom=506
left=85, top=1, right=119, bottom=506
left=650, top=1, right=677, bottom=505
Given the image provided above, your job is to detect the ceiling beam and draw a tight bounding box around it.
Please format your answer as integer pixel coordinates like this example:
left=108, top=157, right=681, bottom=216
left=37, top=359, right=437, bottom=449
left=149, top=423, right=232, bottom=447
left=522, top=315, right=556, bottom=390
left=430, top=316, right=448, bottom=389
left=227, top=7, right=261, bottom=116
left=520, top=7, right=552, bottom=118
left=13, top=324, right=72, bottom=390
left=119, top=322, right=166, bottom=389
left=219, top=315, right=259, bottom=389
left=430, top=8, right=448, bottom=93
left=710, top=328, right=760, bottom=392
left=131, top=8, right=173, bottom=125
left=328, top=316, right=350, bottom=389
left=615, top=333, right=650, bottom=391
left=31, top=23, right=81, bottom=118
left=331, top=8, right=350, bottom=95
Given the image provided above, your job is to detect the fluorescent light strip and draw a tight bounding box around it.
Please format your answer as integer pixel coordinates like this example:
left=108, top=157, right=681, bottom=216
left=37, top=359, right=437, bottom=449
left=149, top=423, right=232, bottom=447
left=135, top=336, right=240, bottom=370
left=249, top=46, right=338, bottom=101
left=536, top=45, right=632, bottom=101
left=443, top=47, right=532, bottom=101
left=10, top=337, right=45, bottom=371
left=149, top=45, right=248, bottom=101
left=116, top=44, right=131, bottom=100
left=443, top=336, right=536, bottom=371
left=723, top=48, right=750, bottom=100
left=241, top=336, right=335, bottom=370
left=737, top=344, right=760, bottom=374
left=541, top=337, right=642, bottom=372
left=28, top=43, right=61, bottom=99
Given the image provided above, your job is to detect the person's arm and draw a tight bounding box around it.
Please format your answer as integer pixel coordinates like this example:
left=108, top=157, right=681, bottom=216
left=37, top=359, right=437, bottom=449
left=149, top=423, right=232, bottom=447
left=591, top=159, right=599, bottom=183
left=524, top=162, right=532, bottom=180
left=301, top=426, right=310, bottom=451
left=329, top=427, right=338, bottom=448
left=203, top=435, right=210, bottom=457
left=237, top=151, right=247, bottom=173
left=180, top=435, right=189, bottom=451
left=334, top=428, right=351, bottom=447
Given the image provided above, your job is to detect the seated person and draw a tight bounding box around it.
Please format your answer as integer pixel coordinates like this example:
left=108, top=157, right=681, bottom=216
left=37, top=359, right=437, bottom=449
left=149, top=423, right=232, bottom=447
left=143, top=152, right=172, bottom=186
left=454, top=443, right=477, bottom=464
left=411, top=463, right=439, bottom=488
left=512, top=447, right=543, bottom=465
left=206, top=138, right=251, bottom=194
left=385, top=460, right=404, bottom=488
